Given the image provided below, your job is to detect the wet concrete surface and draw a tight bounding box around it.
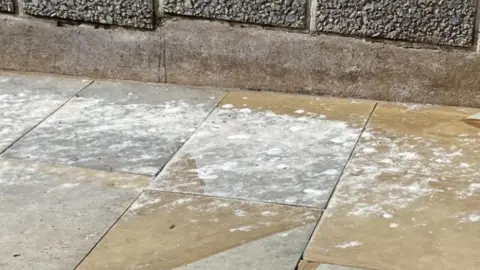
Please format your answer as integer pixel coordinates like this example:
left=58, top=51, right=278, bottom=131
left=0, top=72, right=478, bottom=270
left=2, top=79, right=225, bottom=175
left=0, top=73, right=92, bottom=152
left=150, top=91, right=375, bottom=207
left=0, top=158, right=149, bottom=270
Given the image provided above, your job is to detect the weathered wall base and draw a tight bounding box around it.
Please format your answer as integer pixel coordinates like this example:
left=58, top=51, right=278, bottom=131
left=0, top=15, right=479, bottom=108
left=0, top=16, right=163, bottom=82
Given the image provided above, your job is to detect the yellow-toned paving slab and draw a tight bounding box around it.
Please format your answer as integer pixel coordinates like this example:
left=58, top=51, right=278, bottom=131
left=77, top=190, right=322, bottom=270
left=219, top=91, right=375, bottom=126
left=304, top=103, right=480, bottom=270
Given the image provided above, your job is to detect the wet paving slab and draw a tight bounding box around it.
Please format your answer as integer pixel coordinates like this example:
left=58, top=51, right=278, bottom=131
left=76, top=190, right=321, bottom=270
left=2, top=73, right=479, bottom=270
left=0, top=158, right=149, bottom=270
left=150, top=91, right=376, bottom=207
left=2, top=80, right=225, bottom=175
left=303, top=103, right=480, bottom=270
left=0, top=72, right=92, bottom=152
left=297, top=261, right=370, bottom=270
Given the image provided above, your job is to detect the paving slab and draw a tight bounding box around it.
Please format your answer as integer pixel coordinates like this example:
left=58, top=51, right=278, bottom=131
left=297, top=261, right=369, bottom=270
left=76, top=190, right=321, bottom=270
left=0, top=158, right=149, bottom=270
left=176, top=224, right=314, bottom=270
left=150, top=91, right=375, bottom=207
left=3, top=80, right=225, bottom=175
left=0, top=73, right=92, bottom=152
left=304, top=103, right=480, bottom=270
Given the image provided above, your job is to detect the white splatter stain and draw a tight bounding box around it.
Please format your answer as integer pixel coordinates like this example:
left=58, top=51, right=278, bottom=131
left=382, top=213, right=393, bottom=219
left=227, top=134, right=251, bottom=140
left=234, top=209, right=246, bottom=216
left=129, top=197, right=162, bottom=212
left=453, top=212, right=480, bottom=223
left=322, top=169, right=339, bottom=175
left=239, top=108, right=251, bottom=113
left=362, top=147, right=377, bottom=154
left=261, top=211, right=278, bottom=216
left=170, top=197, right=193, bottom=206
left=398, top=152, right=421, bottom=160
left=456, top=183, right=480, bottom=199
left=336, top=241, right=362, bottom=248
left=290, top=126, right=306, bottom=132
left=265, top=148, right=283, bottom=156
left=59, top=183, right=80, bottom=188
left=399, top=103, right=433, bottom=111
left=461, top=215, right=480, bottom=223
left=284, top=197, right=298, bottom=204
left=230, top=225, right=254, bottom=232
left=276, top=164, right=289, bottom=170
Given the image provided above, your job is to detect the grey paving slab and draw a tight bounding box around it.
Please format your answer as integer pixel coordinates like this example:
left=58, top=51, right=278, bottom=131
left=316, top=0, right=476, bottom=47
left=0, top=0, right=14, bottom=12
left=3, top=80, right=225, bottom=175
left=0, top=158, right=149, bottom=270
left=165, top=0, right=307, bottom=28
left=150, top=91, right=375, bottom=207
left=0, top=73, right=92, bottom=153
left=298, top=261, right=370, bottom=270
left=176, top=225, right=315, bottom=270
left=23, top=0, right=154, bottom=29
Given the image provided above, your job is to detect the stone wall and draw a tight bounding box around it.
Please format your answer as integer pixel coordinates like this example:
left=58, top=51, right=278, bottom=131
left=23, top=0, right=154, bottom=28
left=1, top=0, right=480, bottom=107
left=316, top=0, right=476, bottom=47
left=0, top=0, right=14, bottom=12
left=164, top=0, right=307, bottom=28
left=3, top=0, right=477, bottom=47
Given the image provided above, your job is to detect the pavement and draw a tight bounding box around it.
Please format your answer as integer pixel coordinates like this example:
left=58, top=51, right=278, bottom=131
left=0, top=72, right=478, bottom=270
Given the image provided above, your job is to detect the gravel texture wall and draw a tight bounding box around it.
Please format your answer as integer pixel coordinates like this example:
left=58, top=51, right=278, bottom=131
left=164, top=0, right=307, bottom=28
left=23, top=0, right=154, bottom=29
left=11, top=0, right=478, bottom=47
left=316, top=0, right=477, bottom=47
left=0, top=0, right=14, bottom=12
